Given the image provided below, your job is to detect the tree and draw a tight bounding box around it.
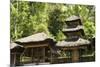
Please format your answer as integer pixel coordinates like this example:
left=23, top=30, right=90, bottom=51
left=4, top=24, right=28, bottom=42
left=10, top=1, right=95, bottom=41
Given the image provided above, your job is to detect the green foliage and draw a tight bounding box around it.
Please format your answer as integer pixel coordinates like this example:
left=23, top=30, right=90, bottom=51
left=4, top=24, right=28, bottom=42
left=84, top=21, right=95, bottom=39
left=48, top=8, right=64, bottom=36
left=55, top=31, right=66, bottom=41
left=10, top=1, right=95, bottom=41
left=78, top=5, right=95, bottom=39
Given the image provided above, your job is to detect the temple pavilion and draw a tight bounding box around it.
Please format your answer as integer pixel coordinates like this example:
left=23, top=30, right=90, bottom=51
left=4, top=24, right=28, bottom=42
left=10, top=32, right=58, bottom=66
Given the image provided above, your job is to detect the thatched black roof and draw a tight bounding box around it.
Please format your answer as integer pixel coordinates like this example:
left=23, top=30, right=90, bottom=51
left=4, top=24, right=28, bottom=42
left=56, top=38, right=90, bottom=47
left=62, top=25, right=85, bottom=36
left=65, top=15, right=82, bottom=25
left=15, top=32, right=52, bottom=43
left=14, top=32, right=58, bottom=55
left=10, top=42, right=23, bottom=49
left=62, top=25, right=83, bottom=32
left=10, top=42, right=24, bottom=53
left=66, top=15, right=80, bottom=21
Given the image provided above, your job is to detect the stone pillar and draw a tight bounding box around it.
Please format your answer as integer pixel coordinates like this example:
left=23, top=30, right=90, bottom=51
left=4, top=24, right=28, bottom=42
left=72, top=48, right=79, bottom=62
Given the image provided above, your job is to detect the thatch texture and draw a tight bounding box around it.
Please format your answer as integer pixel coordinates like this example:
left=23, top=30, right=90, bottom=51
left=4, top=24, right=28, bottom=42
left=66, top=15, right=80, bottom=22
left=62, top=25, right=83, bottom=32
left=15, top=32, right=51, bottom=43
left=56, top=38, right=90, bottom=47
left=10, top=42, right=23, bottom=49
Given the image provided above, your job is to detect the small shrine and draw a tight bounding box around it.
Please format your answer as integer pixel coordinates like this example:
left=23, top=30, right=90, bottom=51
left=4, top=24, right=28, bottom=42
left=56, top=16, right=90, bottom=62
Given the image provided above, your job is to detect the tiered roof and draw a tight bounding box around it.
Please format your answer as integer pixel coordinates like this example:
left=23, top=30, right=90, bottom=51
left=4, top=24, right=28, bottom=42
left=62, top=25, right=83, bottom=32
left=56, top=38, right=90, bottom=47
left=56, top=15, right=90, bottom=47
left=65, top=15, right=82, bottom=25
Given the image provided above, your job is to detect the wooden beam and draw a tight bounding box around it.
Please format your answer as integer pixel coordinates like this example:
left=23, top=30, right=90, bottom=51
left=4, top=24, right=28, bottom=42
left=24, top=44, right=48, bottom=48
left=59, top=46, right=87, bottom=50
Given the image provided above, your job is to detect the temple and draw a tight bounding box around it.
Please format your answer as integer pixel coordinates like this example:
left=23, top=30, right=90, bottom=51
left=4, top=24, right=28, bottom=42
left=10, top=15, right=94, bottom=66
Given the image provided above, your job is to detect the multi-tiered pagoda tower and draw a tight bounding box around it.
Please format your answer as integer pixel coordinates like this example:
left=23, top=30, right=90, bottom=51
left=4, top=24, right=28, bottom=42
left=63, top=16, right=84, bottom=41
left=56, top=16, right=90, bottom=62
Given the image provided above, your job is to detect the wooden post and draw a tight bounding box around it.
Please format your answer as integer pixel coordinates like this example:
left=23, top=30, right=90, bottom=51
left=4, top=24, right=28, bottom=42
left=43, top=47, right=45, bottom=62
left=50, top=48, right=54, bottom=64
left=10, top=53, right=16, bottom=66
left=35, top=48, right=39, bottom=65
left=50, top=53, right=53, bottom=64
left=31, top=48, right=34, bottom=63
left=15, top=53, right=20, bottom=66
left=72, top=48, right=79, bottom=62
left=14, top=53, right=16, bottom=65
